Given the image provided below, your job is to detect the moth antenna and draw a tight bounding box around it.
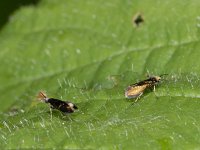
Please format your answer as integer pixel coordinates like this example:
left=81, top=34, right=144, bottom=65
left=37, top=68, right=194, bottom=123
left=37, top=91, right=48, bottom=102
left=160, top=74, right=168, bottom=77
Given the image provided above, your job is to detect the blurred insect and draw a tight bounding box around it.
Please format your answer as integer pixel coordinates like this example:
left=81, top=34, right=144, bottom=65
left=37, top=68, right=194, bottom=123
left=133, top=12, right=144, bottom=27
left=125, top=74, right=167, bottom=101
left=38, top=91, right=78, bottom=113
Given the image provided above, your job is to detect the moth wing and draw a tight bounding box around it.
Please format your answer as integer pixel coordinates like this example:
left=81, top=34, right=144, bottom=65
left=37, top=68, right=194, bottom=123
left=125, top=85, right=147, bottom=98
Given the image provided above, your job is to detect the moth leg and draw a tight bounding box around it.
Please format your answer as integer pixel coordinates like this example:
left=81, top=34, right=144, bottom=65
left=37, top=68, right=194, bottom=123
left=153, top=85, right=156, bottom=92
left=50, top=105, right=55, bottom=109
left=49, top=107, right=53, bottom=121
left=153, top=85, right=159, bottom=99
left=135, top=92, right=143, bottom=102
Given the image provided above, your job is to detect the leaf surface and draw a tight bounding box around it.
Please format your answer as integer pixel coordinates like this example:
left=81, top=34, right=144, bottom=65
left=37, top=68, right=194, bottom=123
left=0, top=0, right=200, bottom=149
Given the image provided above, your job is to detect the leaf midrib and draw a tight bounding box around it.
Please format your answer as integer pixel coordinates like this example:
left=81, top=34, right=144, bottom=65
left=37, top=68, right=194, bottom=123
left=1, top=38, right=199, bottom=91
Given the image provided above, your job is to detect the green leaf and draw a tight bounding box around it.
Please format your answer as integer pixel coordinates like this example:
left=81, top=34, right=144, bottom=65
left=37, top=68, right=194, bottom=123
left=1, top=0, right=200, bottom=149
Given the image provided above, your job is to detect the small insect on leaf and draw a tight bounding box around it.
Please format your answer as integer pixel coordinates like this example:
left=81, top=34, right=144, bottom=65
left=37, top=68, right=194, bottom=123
left=38, top=91, right=78, bottom=113
left=125, top=74, right=167, bottom=100
left=132, top=12, right=144, bottom=27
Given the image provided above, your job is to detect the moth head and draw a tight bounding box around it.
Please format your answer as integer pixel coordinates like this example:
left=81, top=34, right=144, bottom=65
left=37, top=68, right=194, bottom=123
left=154, top=76, right=161, bottom=82
left=37, top=91, right=49, bottom=102
left=67, top=102, right=78, bottom=112
left=150, top=74, right=167, bottom=82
